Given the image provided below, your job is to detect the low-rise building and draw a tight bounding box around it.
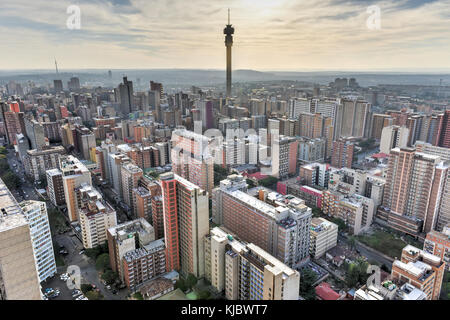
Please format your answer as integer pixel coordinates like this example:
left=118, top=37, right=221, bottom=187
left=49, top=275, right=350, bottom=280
left=310, top=218, right=338, bottom=259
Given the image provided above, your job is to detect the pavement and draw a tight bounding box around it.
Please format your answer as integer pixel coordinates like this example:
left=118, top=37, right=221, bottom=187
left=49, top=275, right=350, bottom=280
left=53, top=232, right=129, bottom=300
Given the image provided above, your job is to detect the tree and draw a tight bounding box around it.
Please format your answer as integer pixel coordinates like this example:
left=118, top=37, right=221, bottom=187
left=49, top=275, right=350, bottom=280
left=348, top=236, right=356, bottom=251
left=85, top=290, right=103, bottom=300
left=198, top=290, right=211, bottom=300
left=246, top=179, right=256, bottom=188
left=0, top=146, right=7, bottom=155
left=101, top=269, right=119, bottom=285
left=186, top=274, right=198, bottom=289
left=2, top=172, right=21, bottom=190
left=175, top=278, right=188, bottom=292
left=299, top=268, right=317, bottom=300
left=133, top=292, right=144, bottom=300
left=96, top=253, right=110, bottom=271
left=258, top=176, right=278, bottom=188
left=81, top=284, right=93, bottom=294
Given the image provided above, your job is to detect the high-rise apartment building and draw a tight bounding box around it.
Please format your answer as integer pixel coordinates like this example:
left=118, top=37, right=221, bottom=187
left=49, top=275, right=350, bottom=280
left=438, top=110, right=450, bottom=148
left=331, top=139, right=354, bottom=169
left=77, top=184, right=117, bottom=249
left=371, top=114, right=394, bottom=140
left=380, top=125, right=409, bottom=154
left=122, top=238, right=166, bottom=291
left=213, top=175, right=312, bottom=267
left=377, top=147, right=447, bottom=236
left=46, top=168, right=65, bottom=206
left=424, top=227, right=450, bottom=271
left=391, top=245, right=445, bottom=300
left=334, top=98, right=371, bottom=139
left=23, top=145, right=65, bottom=181
left=204, top=227, right=300, bottom=300
left=120, top=163, right=143, bottom=215
left=107, top=218, right=155, bottom=282
left=310, top=217, right=338, bottom=259
left=160, top=172, right=209, bottom=278
left=171, top=128, right=214, bottom=196
left=19, top=201, right=57, bottom=282
left=60, top=155, right=92, bottom=221
left=0, top=177, right=42, bottom=300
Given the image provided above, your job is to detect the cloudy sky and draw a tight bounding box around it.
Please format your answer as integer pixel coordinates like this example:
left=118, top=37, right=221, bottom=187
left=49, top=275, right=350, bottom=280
left=1, top=0, right=449, bottom=71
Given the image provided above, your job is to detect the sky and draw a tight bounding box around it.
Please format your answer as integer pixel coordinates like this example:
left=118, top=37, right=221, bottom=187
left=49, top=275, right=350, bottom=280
left=0, top=0, right=450, bottom=71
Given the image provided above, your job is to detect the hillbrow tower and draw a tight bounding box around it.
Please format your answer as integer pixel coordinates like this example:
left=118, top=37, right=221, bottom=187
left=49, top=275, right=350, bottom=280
left=224, top=9, right=234, bottom=98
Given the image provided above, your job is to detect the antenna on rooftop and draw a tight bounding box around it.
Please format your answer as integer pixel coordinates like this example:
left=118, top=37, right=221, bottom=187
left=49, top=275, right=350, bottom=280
left=228, top=8, right=230, bottom=25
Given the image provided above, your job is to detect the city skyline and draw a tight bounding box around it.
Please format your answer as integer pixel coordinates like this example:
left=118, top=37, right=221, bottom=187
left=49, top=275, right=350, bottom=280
left=1, top=0, right=450, bottom=71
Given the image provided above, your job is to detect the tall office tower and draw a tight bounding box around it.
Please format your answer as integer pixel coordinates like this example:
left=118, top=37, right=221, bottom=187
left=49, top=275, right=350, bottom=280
left=334, top=98, right=371, bottom=139
left=310, top=217, right=338, bottom=259
left=120, top=163, right=143, bottom=214
left=204, top=227, right=300, bottom=300
left=24, top=118, right=46, bottom=150
left=289, top=98, right=311, bottom=119
left=251, top=115, right=266, bottom=130
left=323, top=117, right=334, bottom=159
left=378, top=147, right=446, bottom=236
left=23, top=146, right=66, bottom=181
left=198, top=100, right=214, bottom=129
left=123, top=239, right=166, bottom=291
left=371, top=114, right=394, bottom=140
left=391, top=245, right=445, bottom=300
left=0, top=178, right=41, bottom=300
left=118, top=76, right=134, bottom=115
left=212, top=175, right=312, bottom=267
left=331, top=139, right=354, bottom=169
left=249, top=99, right=266, bottom=116
left=171, top=128, right=214, bottom=196
left=60, top=155, right=92, bottom=222
left=53, top=80, right=63, bottom=93
left=19, top=201, right=57, bottom=282
left=68, top=77, right=81, bottom=91
left=149, top=90, right=161, bottom=122
left=438, top=110, right=450, bottom=148
left=46, top=169, right=65, bottom=206
left=160, top=172, right=209, bottom=278
left=224, top=9, right=234, bottom=97
left=380, top=125, right=410, bottom=154
left=77, top=184, right=117, bottom=249
left=424, top=226, right=450, bottom=271
left=107, top=219, right=155, bottom=282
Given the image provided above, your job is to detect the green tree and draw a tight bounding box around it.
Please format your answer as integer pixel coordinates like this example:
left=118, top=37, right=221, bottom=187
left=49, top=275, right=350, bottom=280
left=258, top=176, right=278, bottom=188
left=81, top=284, right=93, bottom=294
left=85, top=290, right=103, bottom=300
left=2, top=172, right=21, bottom=189
left=95, top=253, right=110, bottom=271
left=197, top=290, right=211, bottom=300
left=299, top=268, right=317, bottom=300
left=0, top=146, right=7, bottom=155
left=133, top=292, right=144, bottom=300
left=186, top=274, right=198, bottom=289
left=101, top=269, right=119, bottom=285
left=348, top=236, right=356, bottom=251
left=175, top=278, right=188, bottom=292
left=246, top=179, right=256, bottom=188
